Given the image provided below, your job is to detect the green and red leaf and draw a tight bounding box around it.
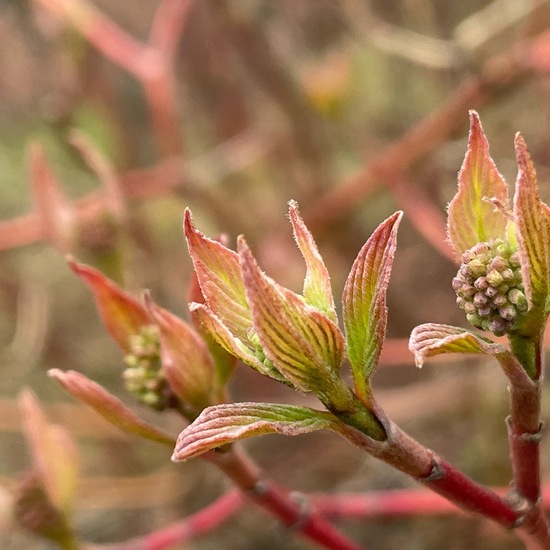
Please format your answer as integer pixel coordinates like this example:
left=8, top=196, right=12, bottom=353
left=184, top=210, right=251, bottom=341
left=68, top=259, right=150, bottom=353
left=409, top=323, right=532, bottom=386
left=289, top=200, right=337, bottom=321
left=19, top=389, right=79, bottom=514
left=239, top=237, right=344, bottom=393
left=48, top=370, right=175, bottom=446
left=172, top=402, right=340, bottom=461
left=189, top=303, right=285, bottom=382
left=447, top=111, right=509, bottom=258
left=513, top=133, right=550, bottom=312
left=342, top=211, right=402, bottom=399
left=145, top=293, right=216, bottom=410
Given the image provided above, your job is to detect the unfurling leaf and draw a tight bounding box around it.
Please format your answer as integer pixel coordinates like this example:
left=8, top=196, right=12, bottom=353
left=289, top=200, right=337, bottom=321
left=513, top=133, right=550, bottom=313
left=172, top=402, right=341, bottom=461
left=184, top=209, right=251, bottom=341
left=145, top=294, right=216, bottom=411
left=48, top=370, right=175, bottom=446
left=189, top=303, right=286, bottom=382
left=342, top=211, right=402, bottom=399
left=447, top=111, right=509, bottom=259
left=68, top=259, right=150, bottom=352
left=18, top=389, right=79, bottom=514
left=239, top=237, right=344, bottom=394
left=408, top=323, right=532, bottom=386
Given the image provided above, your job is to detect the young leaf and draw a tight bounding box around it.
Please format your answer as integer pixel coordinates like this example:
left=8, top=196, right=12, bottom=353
left=68, top=259, right=151, bottom=353
left=342, top=211, right=402, bottom=399
left=172, top=402, right=341, bottom=461
left=409, top=323, right=532, bottom=386
left=48, top=370, right=176, bottom=446
left=239, top=237, right=344, bottom=394
left=513, top=133, right=550, bottom=311
left=447, top=111, right=509, bottom=258
left=18, top=389, right=79, bottom=514
left=189, top=303, right=286, bottom=383
left=144, top=294, right=216, bottom=411
left=288, top=200, right=337, bottom=321
left=184, top=210, right=251, bottom=341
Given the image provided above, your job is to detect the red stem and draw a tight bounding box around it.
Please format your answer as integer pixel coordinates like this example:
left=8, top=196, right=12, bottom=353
left=206, top=447, right=364, bottom=550
left=100, top=489, right=243, bottom=550
left=313, top=485, right=550, bottom=520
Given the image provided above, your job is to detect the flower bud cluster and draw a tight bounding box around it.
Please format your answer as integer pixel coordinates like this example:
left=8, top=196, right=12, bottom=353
left=452, top=239, right=527, bottom=336
left=123, top=325, right=168, bottom=410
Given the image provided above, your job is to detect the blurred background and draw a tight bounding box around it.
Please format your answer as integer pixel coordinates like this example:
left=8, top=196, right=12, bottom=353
left=1, top=0, right=550, bottom=548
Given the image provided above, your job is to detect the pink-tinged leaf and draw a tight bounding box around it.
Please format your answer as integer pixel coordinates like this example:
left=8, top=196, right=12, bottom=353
left=513, top=133, right=550, bottom=311
left=28, top=142, right=74, bottom=252
left=144, top=294, right=216, bottom=411
left=18, top=389, right=79, bottom=514
left=447, top=111, right=509, bottom=258
left=189, top=303, right=286, bottom=383
left=48, top=370, right=175, bottom=446
left=184, top=210, right=251, bottom=341
left=172, top=402, right=340, bottom=461
left=239, top=238, right=344, bottom=393
left=68, top=259, right=151, bottom=353
left=288, top=200, right=337, bottom=321
left=342, top=211, right=402, bottom=399
left=409, top=323, right=532, bottom=386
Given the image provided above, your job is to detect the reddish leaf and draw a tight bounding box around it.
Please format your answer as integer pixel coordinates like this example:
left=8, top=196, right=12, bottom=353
left=49, top=370, right=175, bottom=446
left=145, top=293, right=216, bottom=410
left=189, top=302, right=285, bottom=382
left=513, top=133, right=550, bottom=311
left=447, top=111, right=509, bottom=259
left=68, top=259, right=151, bottom=352
left=289, top=200, right=337, bottom=321
left=184, top=210, right=251, bottom=341
left=18, top=389, right=79, bottom=514
left=172, top=402, right=340, bottom=461
left=409, top=323, right=532, bottom=386
left=239, top=238, right=344, bottom=393
left=342, top=211, right=402, bottom=399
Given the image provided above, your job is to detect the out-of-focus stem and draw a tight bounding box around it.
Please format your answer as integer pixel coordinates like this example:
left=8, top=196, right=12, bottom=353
left=205, top=446, right=364, bottom=550
left=95, top=490, right=243, bottom=550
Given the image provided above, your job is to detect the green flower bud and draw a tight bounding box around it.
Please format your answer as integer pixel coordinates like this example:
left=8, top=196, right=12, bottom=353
left=122, top=325, right=169, bottom=411
left=453, top=238, right=526, bottom=336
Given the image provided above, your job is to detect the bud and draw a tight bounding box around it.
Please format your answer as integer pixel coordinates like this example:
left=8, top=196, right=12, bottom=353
left=123, top=325, right=171, bottom=411
left=453, top=238, right=526, bottom=336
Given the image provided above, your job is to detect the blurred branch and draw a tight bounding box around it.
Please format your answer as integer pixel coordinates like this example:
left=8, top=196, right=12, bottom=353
left=32, top=0, right=193, bottom=157
left=90, top=489, right=243, bottom=550
left=304, top=38, right=530, bottom=233
left=313, top=484, right=550, bottom=520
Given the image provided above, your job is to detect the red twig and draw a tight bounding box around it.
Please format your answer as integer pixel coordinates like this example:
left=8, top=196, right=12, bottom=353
left=99, top=489, right=243, bottom=550
left=313, top=485, right=550, bottom=520
left=206, top=447, right=365, bottom=550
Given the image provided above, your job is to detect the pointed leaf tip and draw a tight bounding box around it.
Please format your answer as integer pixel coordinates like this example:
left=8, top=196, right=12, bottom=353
left=447, top=113, right=509, bottom=258
left=48, top=369, right=176, bottom=446
left=68, top=259, right=150, bottom=352
left=18, top=389, right=78, bottom=513
left=513, top=133, right=550, bottom=313
left=238, top=237, right=344, bottom=393
left=288, top=200, right=337, bottom=321
left=184, top=210, right=252, bottom=342
left=342, top=211, right=402, bottom=399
